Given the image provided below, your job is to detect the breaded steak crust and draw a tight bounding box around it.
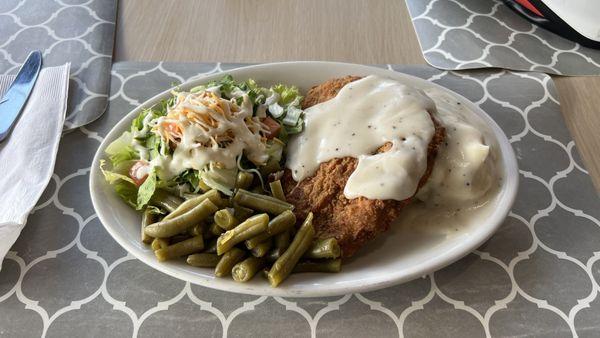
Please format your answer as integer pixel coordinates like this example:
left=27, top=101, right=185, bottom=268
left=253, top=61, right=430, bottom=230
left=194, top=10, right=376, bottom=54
left=282, top=76, right=445, bottom=257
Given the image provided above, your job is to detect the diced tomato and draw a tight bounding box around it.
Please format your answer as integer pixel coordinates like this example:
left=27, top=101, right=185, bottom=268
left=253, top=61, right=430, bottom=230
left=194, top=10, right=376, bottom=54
left=129, top=160, right=150, bottom=187
left=261, top=117, right=281, bottom=139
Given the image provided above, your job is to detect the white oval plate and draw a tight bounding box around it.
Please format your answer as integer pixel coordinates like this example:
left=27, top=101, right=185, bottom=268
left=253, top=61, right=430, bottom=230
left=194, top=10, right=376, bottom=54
left=90, top=62, right=519, bottom=297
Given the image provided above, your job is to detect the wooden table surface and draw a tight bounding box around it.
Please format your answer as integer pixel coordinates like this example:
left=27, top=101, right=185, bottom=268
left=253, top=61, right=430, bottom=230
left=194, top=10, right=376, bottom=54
left=114, top=0, right=600, bottom=190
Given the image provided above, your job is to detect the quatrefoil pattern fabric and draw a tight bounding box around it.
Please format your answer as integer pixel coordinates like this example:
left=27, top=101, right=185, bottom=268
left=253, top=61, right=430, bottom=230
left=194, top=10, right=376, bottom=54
left=0, top=0, right=117, bottom=129
left=1, top=62, right=599, bottom=337
left=405, top=0, right=600, bottom=75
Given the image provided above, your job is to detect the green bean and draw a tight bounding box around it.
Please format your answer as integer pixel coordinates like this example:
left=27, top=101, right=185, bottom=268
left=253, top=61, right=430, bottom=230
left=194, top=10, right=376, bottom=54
left=233, top=189, right=294, bottom=215
left=150, top=189, right=184, bottom=212
left=155, top=235, right=204, bottom=261
left=259, top=160, right=280, bottom=176
left=235, top=171, right=254, bottom=189
left=187, top=224, right=204, bottom=237
left=245, top=210, right=296, bottom=249
left=251, top=239, right=272, bottom=257
left=233, top=205, right=254, bottom=221
left=151, top=237, right=169, bottom=251
left=183, top=193, right=200, bottom=199
left=144, top=199, right=218, bottom=238
left=216, top=214, right=269, bottom=255
left=141, top=208, right=157, bottom=244
left=215, top=247, right=245, bottom=277
left=204, top=238, right=218, bottom=254
left=274, top=230, right=291, bottom=252
left=269, top=180, right=286, bottom=201
left=293, top=259, right=342, bottom=273
left=186, top=253, right=221, bottom=267
left=303, top=238, right=341, bottom=259
left=203, top=224, right=216, bottom=240
left=232, top=257, right=267, bottom=282
left=267, top=212, right=315, bottom=287
left=266, top=231, right=292, bottom=262
left=164, top=190, right=224, bottom=221
left=170, top=234, right=191, bottom=244
left=209, top=222, right=224, bottom=236
left=266, top=248, right=282, bottom=262
left=214, top=209, right=239, bottom=230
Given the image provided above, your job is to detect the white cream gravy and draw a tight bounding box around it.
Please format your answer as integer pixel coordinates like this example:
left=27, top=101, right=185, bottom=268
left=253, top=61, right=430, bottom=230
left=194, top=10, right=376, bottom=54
left=395, top=87, right=502, bottom=235
left=286, top=75, right=437, bottom=201
left=287, top=75, right=501, bottom=234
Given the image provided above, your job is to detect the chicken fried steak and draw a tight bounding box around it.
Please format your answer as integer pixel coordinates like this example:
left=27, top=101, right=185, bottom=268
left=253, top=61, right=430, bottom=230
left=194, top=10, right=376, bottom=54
left=282, top=76, right=446, bottom=257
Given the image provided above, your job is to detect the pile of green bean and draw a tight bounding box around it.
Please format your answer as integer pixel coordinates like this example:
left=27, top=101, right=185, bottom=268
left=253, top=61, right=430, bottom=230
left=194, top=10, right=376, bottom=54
left=141, top=180, right=342, bottom=287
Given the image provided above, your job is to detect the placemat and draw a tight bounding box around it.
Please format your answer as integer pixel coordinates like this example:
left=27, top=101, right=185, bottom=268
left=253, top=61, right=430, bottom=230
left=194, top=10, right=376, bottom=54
left=1, top=62, right=599, bottom=337
left=405, top=0, right=600, bottom=76
left=0, top=0, right=117, bottom=129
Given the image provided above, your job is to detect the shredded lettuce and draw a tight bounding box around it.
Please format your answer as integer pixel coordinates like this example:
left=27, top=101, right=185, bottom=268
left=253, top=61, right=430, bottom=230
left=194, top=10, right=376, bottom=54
left=282, top=105, right=303, bottom=126
left=100, top=159, right=135, bottom=185
left=173, top=169, right=202, bottom=193
left=285, top=117, right=304, bottom=135
left=115, top=181, right=138, bottom=208
left=100, top=159, right=138, bottom=207
left=268, top=102, right=285, bottom=118
left=131, top=110, right=148, bottom=132
left=136, top=168, right=157, bottom=210
left=266, top=139, right=284, bottom=163
left=271, top=84, right=300, bottom=105
left=201, top=164, right=238, bottom=196
left=267, top=84, right=303, bottom=134
left=105, top=132, right=138, bottom=167
left=146, top=205, right=165, bottom=215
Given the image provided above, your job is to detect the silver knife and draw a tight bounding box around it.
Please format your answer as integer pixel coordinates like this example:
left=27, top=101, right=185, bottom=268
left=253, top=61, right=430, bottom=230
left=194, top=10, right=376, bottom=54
left=0, top=51, right=43, bottom=142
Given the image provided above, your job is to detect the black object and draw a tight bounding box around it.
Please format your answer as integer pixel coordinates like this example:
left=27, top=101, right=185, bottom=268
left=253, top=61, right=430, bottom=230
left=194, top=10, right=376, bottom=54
left=503, top=0, right=600, bottom=49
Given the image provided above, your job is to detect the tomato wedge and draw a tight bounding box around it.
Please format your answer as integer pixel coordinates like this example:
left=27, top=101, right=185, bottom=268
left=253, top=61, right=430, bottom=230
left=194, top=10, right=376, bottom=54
left=261, top=117, right=281, bottom=139
left=129, top=160, right=150, bottom=186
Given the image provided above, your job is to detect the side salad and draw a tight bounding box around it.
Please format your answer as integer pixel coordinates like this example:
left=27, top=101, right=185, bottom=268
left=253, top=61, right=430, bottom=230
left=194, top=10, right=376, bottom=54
left=100, top=75, right=344, bottom=287
left=101, top=75, right=305, bottom=210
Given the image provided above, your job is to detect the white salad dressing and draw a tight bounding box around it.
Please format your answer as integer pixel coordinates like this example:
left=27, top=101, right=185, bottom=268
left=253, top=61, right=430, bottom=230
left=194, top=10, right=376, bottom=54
left=131, top=112, right=154, bottom=161
left=147, top=91, right=269, bottom=179
left=286, top=75, right=437, bottom=201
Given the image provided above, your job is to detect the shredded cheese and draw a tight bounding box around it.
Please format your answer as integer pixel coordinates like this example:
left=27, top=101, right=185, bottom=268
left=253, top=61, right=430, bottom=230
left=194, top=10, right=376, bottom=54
left=151, top=90, right=270, bottom=178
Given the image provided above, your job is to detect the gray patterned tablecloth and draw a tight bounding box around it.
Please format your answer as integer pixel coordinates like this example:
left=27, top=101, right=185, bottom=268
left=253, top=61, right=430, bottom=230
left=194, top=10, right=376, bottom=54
left=405, top=0, right=600, bottom=76
left=1, top=62, right=599, bottom=338
left=0, top=0, right=117, bottom=129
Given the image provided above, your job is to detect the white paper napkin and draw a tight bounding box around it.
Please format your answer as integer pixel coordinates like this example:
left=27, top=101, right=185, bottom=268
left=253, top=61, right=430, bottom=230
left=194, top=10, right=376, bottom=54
left=0, top=64, right=70, bottom=269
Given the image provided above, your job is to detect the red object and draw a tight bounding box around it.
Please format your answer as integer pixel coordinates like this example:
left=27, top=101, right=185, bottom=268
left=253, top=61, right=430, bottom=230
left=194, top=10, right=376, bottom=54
left=261, top=116, right=281, bottom=139
left=129, top=160, right=149, bottom=186
left=515, top=0, right=544, bottom=17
